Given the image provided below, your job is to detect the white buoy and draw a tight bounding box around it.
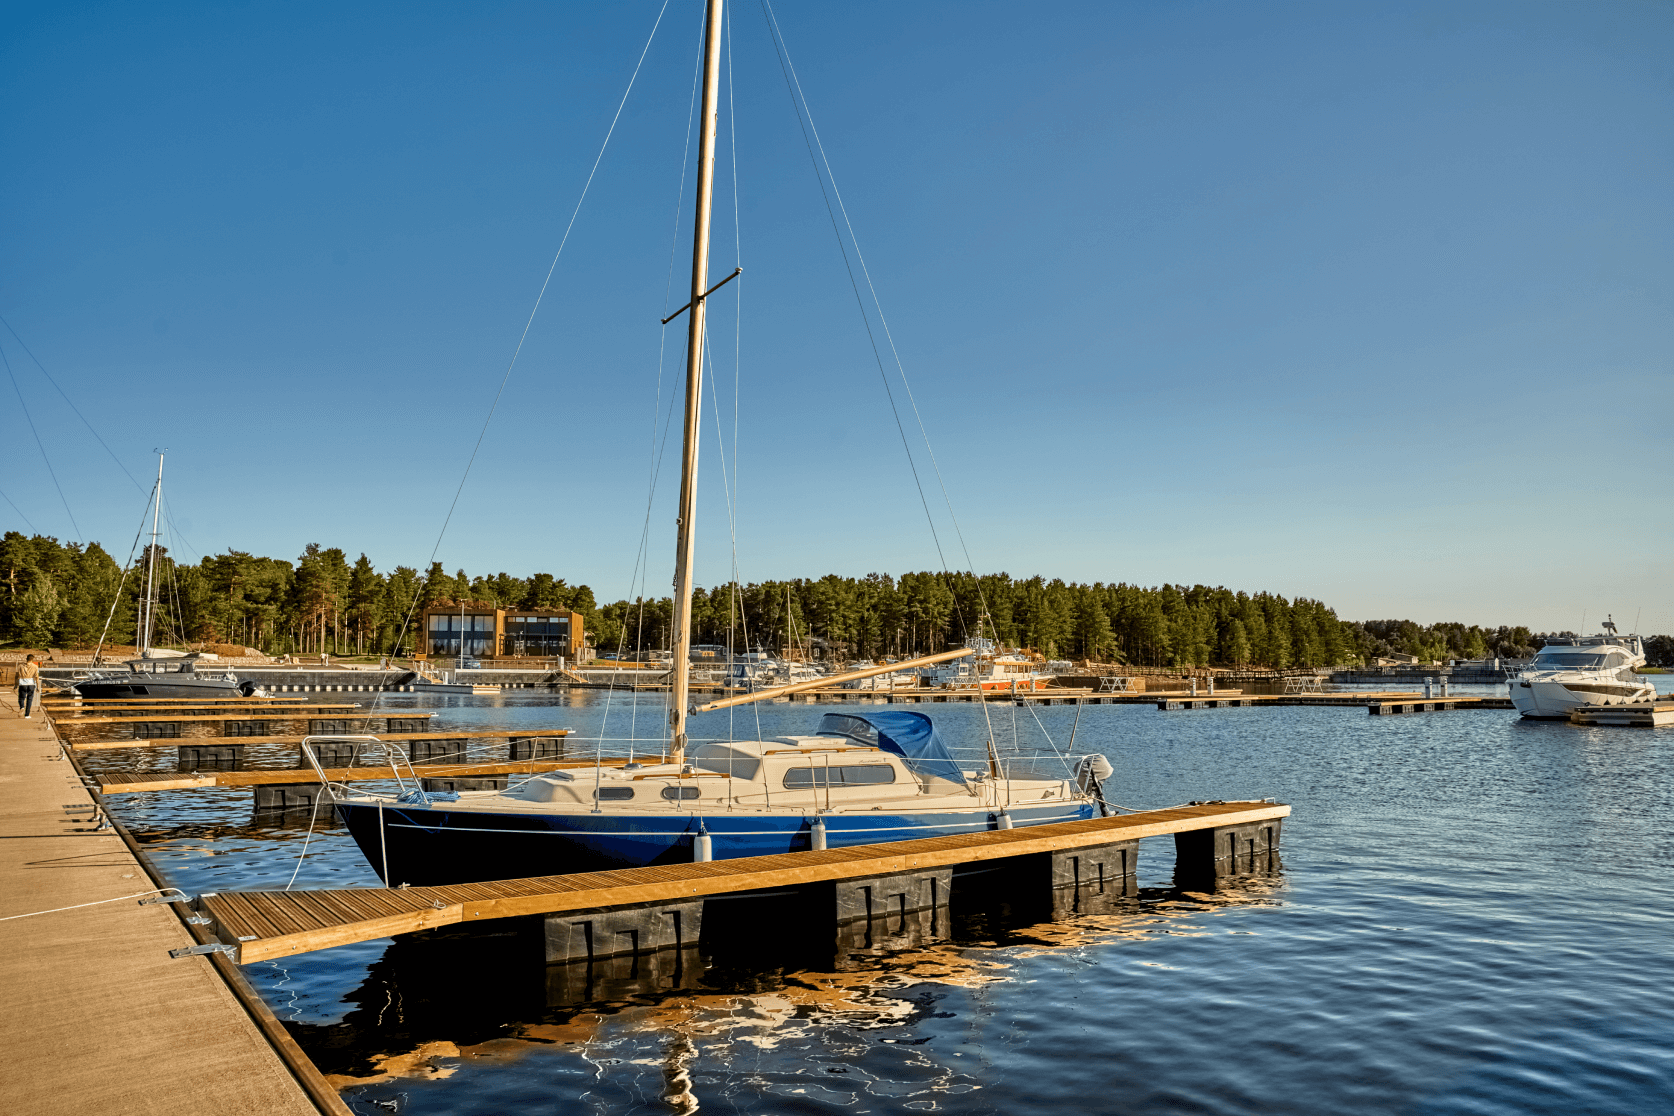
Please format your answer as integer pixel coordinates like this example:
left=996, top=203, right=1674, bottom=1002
left=996, top=812, right=1014, bottom=830
left=694, top=831, right=713, bottom=862
left=810, top=817, right=827, bottom=850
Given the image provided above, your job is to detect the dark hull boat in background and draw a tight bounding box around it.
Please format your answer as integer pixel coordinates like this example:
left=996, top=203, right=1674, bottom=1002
left=72, top=656, right=252, bottom=700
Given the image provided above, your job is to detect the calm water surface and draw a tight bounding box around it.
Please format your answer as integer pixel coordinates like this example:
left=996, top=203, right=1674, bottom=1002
left=88, top=684, right=1674, bottom=1115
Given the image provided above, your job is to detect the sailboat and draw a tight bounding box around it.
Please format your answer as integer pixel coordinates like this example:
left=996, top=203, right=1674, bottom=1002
left=73, top=454, right=255, bottom=700
left=325, top=0, right=1109, bottom=886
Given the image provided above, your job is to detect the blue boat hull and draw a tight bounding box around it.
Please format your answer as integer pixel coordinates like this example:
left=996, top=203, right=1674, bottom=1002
left=333, top=801, right=1095, bottom=886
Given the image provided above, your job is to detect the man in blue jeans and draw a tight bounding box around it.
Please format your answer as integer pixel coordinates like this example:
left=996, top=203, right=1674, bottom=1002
left=16, top=654, right=39, bottom=718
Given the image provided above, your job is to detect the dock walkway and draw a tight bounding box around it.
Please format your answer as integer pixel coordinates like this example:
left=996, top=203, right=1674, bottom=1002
left=0, top=695, right=343, bottom=1115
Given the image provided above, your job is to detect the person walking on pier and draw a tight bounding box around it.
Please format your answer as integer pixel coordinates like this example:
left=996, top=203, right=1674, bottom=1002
left=16, top=654, right=39, bottom=718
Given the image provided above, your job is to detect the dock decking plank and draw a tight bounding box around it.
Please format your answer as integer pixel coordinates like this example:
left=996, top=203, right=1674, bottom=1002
left=70, top=727, right=573, bottom=751
left=97, top=756, right=636, bottom=793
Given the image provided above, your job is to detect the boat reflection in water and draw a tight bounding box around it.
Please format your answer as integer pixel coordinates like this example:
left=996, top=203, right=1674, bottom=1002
left=274, top=867, right=1283, bottom=1102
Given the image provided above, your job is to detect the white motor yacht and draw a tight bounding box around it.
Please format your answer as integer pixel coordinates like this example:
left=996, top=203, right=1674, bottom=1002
left=1510, top=625, right=1654, bottom=719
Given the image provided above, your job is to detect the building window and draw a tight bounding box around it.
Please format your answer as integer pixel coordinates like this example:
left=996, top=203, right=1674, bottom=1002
left=428, top=613, right=496, bottom=658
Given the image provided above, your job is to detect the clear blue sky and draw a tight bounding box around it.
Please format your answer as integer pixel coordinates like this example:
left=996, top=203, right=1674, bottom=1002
left=3, top=0, right=1669, bottom=634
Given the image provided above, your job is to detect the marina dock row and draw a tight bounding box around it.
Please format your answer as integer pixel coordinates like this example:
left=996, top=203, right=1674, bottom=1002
left=11, top=690, right=1295, bottom=1114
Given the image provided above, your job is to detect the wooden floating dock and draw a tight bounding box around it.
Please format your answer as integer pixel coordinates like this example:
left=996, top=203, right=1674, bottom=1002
left=49, top=707, right=410, bottom=725
left=759, top=687, right=1513, bottom=713
left=67, top=727, right=570, bottom=751
left=195, top=799, right=1288, bottom=965
left=43, top=696, right=317, bottom=707
left=1567, top=700, right=1673, bottom=727
left=1366, top=697, right=1515, bottom=715
left=1, top=691, right=344, bottom=1115
left=98, top=756, right=638, bottom=795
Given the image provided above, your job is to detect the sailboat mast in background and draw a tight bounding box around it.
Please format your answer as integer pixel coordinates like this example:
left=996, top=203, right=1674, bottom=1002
left=140, top=451, right=164, bottom=657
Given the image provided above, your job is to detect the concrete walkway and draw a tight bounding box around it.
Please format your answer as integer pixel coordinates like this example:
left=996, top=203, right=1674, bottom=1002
left=0, top=693, right=328, bottom=1115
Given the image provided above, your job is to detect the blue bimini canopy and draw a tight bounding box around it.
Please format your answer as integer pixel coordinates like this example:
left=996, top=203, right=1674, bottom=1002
left=814, top=710, right=967, bottom=786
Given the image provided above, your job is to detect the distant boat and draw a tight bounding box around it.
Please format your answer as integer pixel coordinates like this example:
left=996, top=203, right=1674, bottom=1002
left=926, top=637, right=1055, bottom=692
left=1510, top=625, right=1655, bottom=718
left=73, top=652, right=252, bottom=700
left=73, top=453, right=251, bottom=700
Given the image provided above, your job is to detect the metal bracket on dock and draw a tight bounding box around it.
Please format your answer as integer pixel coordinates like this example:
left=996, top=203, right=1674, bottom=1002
left=169, top=942, right=237, bottom=959
left=139, top=890, right=192, bottom=906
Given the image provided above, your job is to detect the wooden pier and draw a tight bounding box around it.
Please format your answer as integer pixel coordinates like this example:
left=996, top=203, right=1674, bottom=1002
left=97, top=756, right=644, bottom=795
left=50, top=709, right=409, bottom=726
left=43, top=696, right=319, bottom=708
left=1567, top=700, right=1673, bottom=727
left=193, top=799, right=1288, bottom=965
left=67, top=726, right=567, bottom=751
left=743, top=687, right=1514, bottom=714
left=0, top=693, right=347, bottom=1115
left=1366, top=697, right=1515, bottom=715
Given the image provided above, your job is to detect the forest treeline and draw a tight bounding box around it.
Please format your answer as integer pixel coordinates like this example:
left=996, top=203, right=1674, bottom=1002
left=3, top=531, right=1666, bottom=668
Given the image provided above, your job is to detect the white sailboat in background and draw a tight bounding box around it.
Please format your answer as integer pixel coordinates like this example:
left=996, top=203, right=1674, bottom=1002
left=74, top=453, right=255, bottom=699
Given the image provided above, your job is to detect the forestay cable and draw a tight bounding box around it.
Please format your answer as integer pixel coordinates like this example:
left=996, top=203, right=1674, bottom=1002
left=0, top=343, right=80, bottom=539
left=374, top=0, right=674, bottom=697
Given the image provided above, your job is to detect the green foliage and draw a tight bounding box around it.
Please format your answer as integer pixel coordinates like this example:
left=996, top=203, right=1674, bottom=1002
left=7, top=529, right=1635, bottom=671
left=1352, top=619, right=1538, bottom=663
left=597, top=575, right=1381, bottom=669
left=0, top=531, right=598, bottom=657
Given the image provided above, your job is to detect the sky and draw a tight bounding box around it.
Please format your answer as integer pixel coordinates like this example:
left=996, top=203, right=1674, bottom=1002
left=2, top=0, right=1669, bottom=634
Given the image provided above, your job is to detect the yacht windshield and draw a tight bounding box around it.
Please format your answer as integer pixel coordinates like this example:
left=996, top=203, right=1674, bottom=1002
left=1533, top=653, right=1613, bottom=669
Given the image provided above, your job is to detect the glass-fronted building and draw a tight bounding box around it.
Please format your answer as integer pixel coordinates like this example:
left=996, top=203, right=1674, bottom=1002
left=417, top=607, right=584, bottom=662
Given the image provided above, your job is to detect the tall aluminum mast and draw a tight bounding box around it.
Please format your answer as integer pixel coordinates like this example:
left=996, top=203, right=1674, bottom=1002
left=667, top=0, right=725, bottom=765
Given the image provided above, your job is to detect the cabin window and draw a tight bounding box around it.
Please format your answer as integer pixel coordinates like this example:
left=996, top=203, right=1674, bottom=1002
left=661, top=785, right=701, bottom=800
left=783, top=764, right=897, bottom=789
left=595, top=787, right=635, bottom=801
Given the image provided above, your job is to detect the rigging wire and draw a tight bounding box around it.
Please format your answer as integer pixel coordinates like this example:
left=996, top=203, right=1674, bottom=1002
left=0, top=312, right=145, bottom=494
left=757, top=1, right=947, bottom=579
left=368, top=0, right=674, bottom=708
left=427, top=0, right=673, bottom=560
left=0, top=342, right=81, bottom=540
left=0, top=315, right=202, bottom=558
left=91, top=484, right=159, bottom=663
left=723, top=7, right=755, bottom=744
left=758, top=2, right=986, bottom=592
left=612, top=0, right=708, bottom=757
left=760, top=0, right=1005, bottom=748
left=0, top=485, right=36, bottom=532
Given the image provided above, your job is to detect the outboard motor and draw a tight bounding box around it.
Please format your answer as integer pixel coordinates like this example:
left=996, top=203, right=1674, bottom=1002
left=1077, top=754, right=1115, bottom=816
left=238, top=680, right=260, bottom=697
